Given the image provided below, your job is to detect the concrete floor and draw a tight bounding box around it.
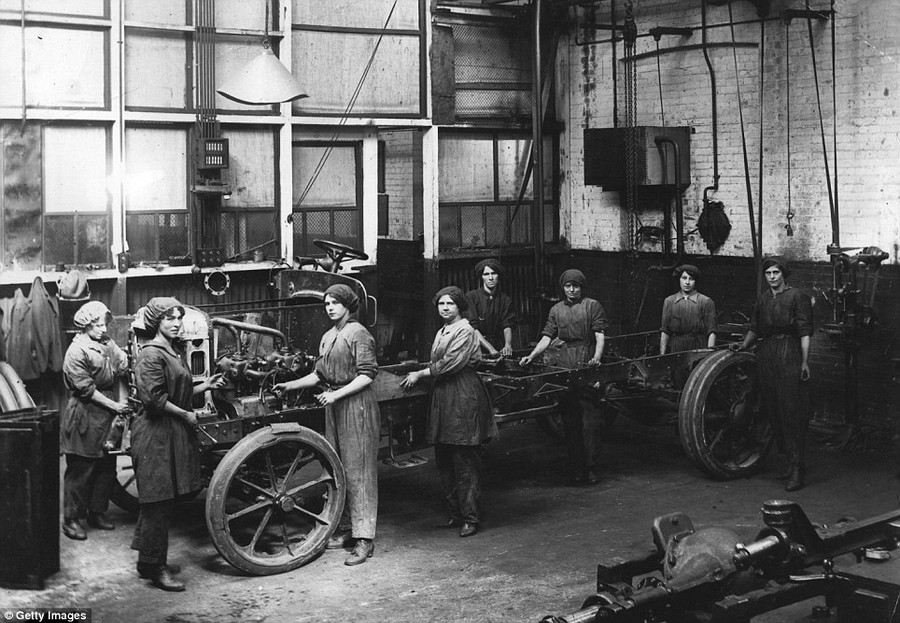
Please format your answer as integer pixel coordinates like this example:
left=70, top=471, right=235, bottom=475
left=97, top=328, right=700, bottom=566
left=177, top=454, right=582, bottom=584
left=2, top=417, right=898, bottom=623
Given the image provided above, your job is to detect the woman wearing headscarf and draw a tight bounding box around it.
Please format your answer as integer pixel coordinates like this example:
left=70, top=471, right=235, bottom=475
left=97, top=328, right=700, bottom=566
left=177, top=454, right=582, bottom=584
left=465, top=259, right=516, bottom=356
left=60, top=301, right=131, bottom=541
left=130, top=297, right=224, bottom=591
left=734, top=256, right=812, bottom=491
left=401, top=286, right=496, bottom=537
left=272, top=284, right=380, bottom=566
left=659, top=264, right=717, bottom=355
left=520, top=269, right=608, bottom=486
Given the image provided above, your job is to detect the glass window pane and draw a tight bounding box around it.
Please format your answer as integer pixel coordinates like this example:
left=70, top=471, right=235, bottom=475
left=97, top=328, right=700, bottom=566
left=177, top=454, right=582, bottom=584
left=223, top=127, right=276, bottom=207
left=485, top=205, right=507, bottom=247
left=2, top=123, right=42, bottom=270
left=158, top=213, right=189, bottom=259
left=216, top=0, right=269, bottom=31
left=332, top=209, right=358, bottom=248
left=44, top=126, right=108, bottom=214
left=124, top=127, right=187, bottom=212
left=0, top=26, right=22, bottom=108
left=125, top=0, right=186, bottom=24
left=125, top=30, right=188, bottom=109
left=497, top=138, right=532, bottom=201
left=438, top=137, right=493, bottom=202
left=293, top=145, right=356, bottom=207
left=125, top=213, right=156, bottom=260
left=459, top=205, right=484, bottom=248
left=438, top=204, right=458, bottom=250
left=77, top=214, right=109, bottom=264
left=27, top=27, right=106, bottom=108
left=0, top=0, right=104, bottom=15
left=294, top=0, right=420, bottom=30
left=292, top=32, right=419, bottom=116
left=44, top=216, right=75, bottom=266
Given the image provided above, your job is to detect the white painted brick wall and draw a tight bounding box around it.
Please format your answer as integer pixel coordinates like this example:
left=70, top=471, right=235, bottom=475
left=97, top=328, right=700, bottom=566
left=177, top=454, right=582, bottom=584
left=559, top=0, right=900, bottom=263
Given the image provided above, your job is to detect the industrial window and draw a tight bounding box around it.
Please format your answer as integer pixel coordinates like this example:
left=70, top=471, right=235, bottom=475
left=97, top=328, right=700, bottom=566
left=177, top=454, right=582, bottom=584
left=438, top=132, right=556, bottom=251
left=123, top=126, right=190, bottom=262
left=220, top=127, right=279, bottom=260
left=292, top=0, right=425, bottom=117
left=0, top=123, right=111, bottom=270
left=291, top=142, right=362, bottom=256
left=0, top=23, right=107, bottom=109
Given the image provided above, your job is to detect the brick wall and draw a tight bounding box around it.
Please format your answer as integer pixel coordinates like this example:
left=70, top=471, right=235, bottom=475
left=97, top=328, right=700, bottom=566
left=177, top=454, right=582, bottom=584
left=558, top=0, right=900, bottom=263
left=379, top=130, right=420, bottom=240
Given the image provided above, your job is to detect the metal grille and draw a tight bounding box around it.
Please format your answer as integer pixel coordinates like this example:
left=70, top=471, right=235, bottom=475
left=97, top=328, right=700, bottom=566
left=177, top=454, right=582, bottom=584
left=220, top=209, right=278, bottom=260
left=292, top=208, right=360, bottom=257
left=44, top=214, right=109, bottom=267
left=438, top=201, right=554, bottom=251
left=125, top=212, right=189, bottom=262
left=453, top=21, right=532, bottom=121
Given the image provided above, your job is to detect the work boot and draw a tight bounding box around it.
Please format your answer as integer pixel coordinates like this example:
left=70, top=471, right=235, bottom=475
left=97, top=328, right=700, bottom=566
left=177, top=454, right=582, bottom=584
left=87, top=512, right=115, bottom=530
left=784, top=463, right=805, bottom=492
left=138, top=563, right=182, bottom=579
left=146, top=567, right=185, bottom=592
left=344, top=539, right=374, bottom=566
left=459, top=522, right=478, bottom=538
left=326, top=531, right=352, bottom=549
left=62, top=519, right=87, bottom=541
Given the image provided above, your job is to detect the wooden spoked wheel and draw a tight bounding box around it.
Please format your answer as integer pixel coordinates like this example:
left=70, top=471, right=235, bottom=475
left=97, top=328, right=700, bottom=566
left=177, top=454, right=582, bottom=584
left=678, top=350, right=773, bottom=480
left=205, top=424, right=346, bottom=575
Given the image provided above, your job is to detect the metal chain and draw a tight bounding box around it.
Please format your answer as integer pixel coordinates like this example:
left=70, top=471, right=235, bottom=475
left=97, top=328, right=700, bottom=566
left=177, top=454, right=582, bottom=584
left=623, top=0, right=638, bottom=252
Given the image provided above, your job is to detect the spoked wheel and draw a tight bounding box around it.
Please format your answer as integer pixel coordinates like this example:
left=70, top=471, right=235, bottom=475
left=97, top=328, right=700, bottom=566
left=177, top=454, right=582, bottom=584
left=205, top=424, right=346, bottom=575
left=110, top=453, right=140, bottom=514
left=678, top=350, right=772, bottom=480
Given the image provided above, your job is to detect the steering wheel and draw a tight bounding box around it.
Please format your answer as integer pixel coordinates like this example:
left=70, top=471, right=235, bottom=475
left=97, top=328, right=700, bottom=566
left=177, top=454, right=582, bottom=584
left=313, top=239, right=368, bottom=273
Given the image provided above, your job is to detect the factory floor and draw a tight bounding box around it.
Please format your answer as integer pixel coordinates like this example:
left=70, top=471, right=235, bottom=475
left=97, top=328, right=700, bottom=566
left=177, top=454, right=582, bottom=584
left=2, top=417, right=898, bottom=623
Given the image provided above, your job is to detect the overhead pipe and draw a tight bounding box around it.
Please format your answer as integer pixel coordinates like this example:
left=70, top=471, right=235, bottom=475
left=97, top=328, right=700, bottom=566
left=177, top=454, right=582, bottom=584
left=211, top=317, right=288, bottom=348
left=654, top=136, right=685, bottom=263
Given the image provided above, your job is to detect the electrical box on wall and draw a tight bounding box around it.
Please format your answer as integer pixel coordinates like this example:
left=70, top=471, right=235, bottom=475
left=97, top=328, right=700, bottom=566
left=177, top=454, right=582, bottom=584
left=196, top=137, right=229, bottom=170
left=584, top=126, right=691, bottom=190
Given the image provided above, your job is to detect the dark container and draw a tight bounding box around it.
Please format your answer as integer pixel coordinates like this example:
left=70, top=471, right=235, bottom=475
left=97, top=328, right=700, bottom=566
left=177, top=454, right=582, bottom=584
left=0, top=407, right=60, bottom=589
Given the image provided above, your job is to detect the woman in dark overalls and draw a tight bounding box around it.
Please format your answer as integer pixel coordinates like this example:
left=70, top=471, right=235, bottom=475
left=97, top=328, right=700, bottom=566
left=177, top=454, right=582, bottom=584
left=60, top=301, right=131, bottom=540
left=131, top=297, right=224, bottom=591
left=402, top=286, right=496, bottom=537
left=659, top=264, right=717, bottom=354
left=735, top=257, right=812, bottom=491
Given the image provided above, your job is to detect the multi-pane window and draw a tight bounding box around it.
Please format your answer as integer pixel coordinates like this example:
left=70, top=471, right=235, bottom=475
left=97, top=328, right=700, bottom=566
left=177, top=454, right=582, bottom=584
left=438, top=132, right=556, bottom=251
left=220, top=127, right=279, bottom=260
left=0, top=123, right=110, bottom=270
left=292, top=142, right=362, bottom=256
left=124, top=127, right=190, bottom=262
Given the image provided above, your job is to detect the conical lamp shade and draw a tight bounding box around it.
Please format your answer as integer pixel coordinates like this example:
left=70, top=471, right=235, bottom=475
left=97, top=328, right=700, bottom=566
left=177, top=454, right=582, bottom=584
left=217, top=48, right=308, bottom=105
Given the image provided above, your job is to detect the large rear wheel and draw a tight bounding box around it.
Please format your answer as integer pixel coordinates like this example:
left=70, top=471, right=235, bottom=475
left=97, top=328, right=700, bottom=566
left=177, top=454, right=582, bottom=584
left=678, top=350, right=772, bottom=479
left=205, top=424, right=346, bottom=575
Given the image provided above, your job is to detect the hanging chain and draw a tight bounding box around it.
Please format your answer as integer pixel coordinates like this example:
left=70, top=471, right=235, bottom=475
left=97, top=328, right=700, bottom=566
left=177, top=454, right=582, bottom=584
left=623, top=0, right=638, bottom=252
left=785, top=20, right=795, bottom=236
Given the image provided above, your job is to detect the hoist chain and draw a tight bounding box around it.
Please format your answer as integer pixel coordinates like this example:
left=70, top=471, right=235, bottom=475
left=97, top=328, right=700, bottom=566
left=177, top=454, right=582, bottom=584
left=623, top=0, right=638, bottom=252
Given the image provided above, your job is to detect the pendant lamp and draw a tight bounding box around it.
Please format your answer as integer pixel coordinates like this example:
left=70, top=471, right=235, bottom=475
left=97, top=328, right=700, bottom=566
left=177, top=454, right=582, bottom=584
left=217, top=42, right=308, bottom=105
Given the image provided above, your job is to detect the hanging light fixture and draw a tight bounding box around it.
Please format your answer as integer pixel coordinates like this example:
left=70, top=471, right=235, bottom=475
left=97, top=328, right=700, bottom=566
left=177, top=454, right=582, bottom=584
left=216, top=4, right=307, bottom=105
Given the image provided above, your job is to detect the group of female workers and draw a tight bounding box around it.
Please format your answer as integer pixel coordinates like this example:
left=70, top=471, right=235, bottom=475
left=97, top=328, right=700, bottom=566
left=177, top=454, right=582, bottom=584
left=58, top=254, right=811, bottom=590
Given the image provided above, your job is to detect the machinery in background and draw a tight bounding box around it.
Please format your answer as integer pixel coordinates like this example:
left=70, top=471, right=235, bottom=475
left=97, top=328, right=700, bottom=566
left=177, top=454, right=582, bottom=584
left=540, top=499, right=900, bottom=623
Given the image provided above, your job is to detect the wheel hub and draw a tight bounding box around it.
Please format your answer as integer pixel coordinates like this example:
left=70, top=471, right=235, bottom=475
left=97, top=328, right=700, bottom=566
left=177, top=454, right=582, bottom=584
left=276, top=494, right=296, bottom=512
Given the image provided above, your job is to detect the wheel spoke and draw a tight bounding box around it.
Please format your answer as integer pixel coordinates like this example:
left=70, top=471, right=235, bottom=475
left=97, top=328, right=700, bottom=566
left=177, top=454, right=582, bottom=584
left=245, top=507, right=274, bottom=554
left=284, top=472, right=335, bottom=497
left=707, top=427, right=725, bottom=453
left=280, top=450, right=315, bottom=492
left=264, top=451, right=278, bottom=492
left=235, top=475, right=276, bottom=499
left=288, top=504, right=331, bottom=525
left=279, top=520, right=294, bottom=556
left=225, top=498, right=272, bottom=523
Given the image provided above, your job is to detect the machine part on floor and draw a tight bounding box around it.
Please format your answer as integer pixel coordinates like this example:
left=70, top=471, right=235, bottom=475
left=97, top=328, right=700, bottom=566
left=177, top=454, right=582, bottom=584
left=540, top=500, right=900, bottom=623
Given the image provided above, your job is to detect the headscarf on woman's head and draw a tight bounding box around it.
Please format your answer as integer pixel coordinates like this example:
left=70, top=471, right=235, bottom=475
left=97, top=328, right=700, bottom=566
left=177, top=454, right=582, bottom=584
left=558, top=269, right=586, bottom=290
left=673, top=264, right=701, bottom=281
left=474, top=258, right=504, bottom=279
left=432, top=286, right=469, bottom=312
left=762, top=255, right=791, bottom=278
left=324, top=284, right=359, bottom=313
left=143, top=297, right=184, bottom=334
left=73, top=301, right=111, bottom=330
